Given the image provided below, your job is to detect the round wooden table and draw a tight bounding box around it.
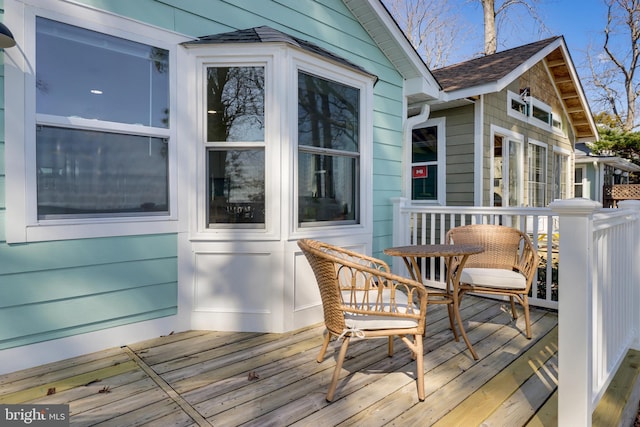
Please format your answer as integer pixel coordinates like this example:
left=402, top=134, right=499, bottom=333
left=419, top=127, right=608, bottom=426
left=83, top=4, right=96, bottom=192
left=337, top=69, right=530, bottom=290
left=384, top=244, right=484, bottom=360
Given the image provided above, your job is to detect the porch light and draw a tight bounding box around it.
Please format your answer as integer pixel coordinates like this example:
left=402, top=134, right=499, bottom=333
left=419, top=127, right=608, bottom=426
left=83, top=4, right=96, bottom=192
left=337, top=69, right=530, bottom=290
left=623, top=171, right=629, bottom=177
left=614, top=169, right=622, bottom=175
left=0, top=22, right=16, bottom=48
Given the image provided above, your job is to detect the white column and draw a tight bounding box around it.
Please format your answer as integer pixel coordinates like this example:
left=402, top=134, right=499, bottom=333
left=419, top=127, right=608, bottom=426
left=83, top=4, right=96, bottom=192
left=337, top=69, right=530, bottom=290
left=550, top=198, right=601, bottom=427
left=391, top=197, right=409, bottom=275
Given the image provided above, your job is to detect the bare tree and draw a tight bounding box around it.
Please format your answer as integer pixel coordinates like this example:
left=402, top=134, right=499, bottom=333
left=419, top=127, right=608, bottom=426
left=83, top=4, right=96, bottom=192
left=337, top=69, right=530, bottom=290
left=587, top=0, right=640, bottom=131
left=382, top=0, right=465, bottom=68
left=479, top=0, right=548, bottom=55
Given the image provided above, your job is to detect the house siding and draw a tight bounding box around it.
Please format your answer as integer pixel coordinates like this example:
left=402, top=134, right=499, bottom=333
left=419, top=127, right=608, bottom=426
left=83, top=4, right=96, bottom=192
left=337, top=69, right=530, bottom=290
left=432, top=105, right=476, bottom=206
left=0, top=0, right=405, bottom=351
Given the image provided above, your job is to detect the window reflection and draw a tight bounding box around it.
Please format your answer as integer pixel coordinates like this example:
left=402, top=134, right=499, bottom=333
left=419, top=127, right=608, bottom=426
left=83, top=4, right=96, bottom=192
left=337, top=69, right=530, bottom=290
left=208, top=150, right=265, bottom=226
left=207, top=67, right=265, bottom=142
left=36, top=126, right=168, bottom=218
left=297, top=72, right=360, bottom=225
left=36, top=17, right=169, bottom=128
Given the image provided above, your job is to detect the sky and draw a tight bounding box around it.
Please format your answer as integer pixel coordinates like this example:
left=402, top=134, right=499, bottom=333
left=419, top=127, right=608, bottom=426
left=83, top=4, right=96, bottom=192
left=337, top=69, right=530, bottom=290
left=444, top=0, right=613, bottom=112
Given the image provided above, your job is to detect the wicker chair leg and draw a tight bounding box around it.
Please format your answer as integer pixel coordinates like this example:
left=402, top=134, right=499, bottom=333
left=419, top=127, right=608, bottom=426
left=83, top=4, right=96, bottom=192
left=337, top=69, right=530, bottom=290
left=510, top=296, right=518, bottom=319
left=523, top=296, right=532, bottom=339
left=446, top=303, right=459, bottom=341
left=415, top=334, right=425, bottom=401
left=326, top=337, right=350, bottom=402
left=317, top=330, right=332, bottom=363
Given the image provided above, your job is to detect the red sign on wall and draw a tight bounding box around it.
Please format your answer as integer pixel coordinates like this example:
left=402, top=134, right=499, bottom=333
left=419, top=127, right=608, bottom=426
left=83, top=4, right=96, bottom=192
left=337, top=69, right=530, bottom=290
left=412, top=166, right=427, bottom=179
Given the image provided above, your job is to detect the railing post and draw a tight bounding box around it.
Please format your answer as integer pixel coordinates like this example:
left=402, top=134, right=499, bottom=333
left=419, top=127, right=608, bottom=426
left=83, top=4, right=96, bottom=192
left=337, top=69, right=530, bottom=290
left=391, top=197, right=409, bottom=275
left=617, top=200, right=640, bottom=350
left=550, top=198, right=601, bottom=427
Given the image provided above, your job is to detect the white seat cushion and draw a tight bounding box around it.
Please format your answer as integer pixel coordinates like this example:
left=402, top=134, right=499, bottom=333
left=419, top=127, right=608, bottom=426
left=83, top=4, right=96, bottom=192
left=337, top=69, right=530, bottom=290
left=460, top=268, right=527, bottom=290
left=342, top=289, right=419, bottom=330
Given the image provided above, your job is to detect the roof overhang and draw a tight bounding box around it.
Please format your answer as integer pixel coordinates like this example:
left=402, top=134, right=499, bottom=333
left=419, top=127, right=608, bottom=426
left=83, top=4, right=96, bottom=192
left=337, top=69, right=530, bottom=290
left=342, top=0, right=441, bottom=102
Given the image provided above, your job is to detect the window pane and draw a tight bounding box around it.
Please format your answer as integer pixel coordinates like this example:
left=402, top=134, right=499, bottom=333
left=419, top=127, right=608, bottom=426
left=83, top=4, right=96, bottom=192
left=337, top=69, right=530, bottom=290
left=208, top=149, right=265, bottom=226
left=207, top=67, right=265, bottom=142
left=532, top=105, right=550, bottom=124
left=528, top=144, right=546, bottom=207
left=298, top=72, right=359, bottom=152
left=298, top=153, right=357, bottom=223
left=412, top=126, right=437, bottom=162
left=412, top=165, right=438, bottom=200
left=37, top=126, right=168, bottom=218
left=36, top=18, right=169, bottom=128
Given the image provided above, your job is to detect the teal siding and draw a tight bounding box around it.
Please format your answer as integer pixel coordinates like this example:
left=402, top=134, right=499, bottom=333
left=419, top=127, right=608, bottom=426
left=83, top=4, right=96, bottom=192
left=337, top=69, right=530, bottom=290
left=1, top=0, right=406, bottom=347
left=0, top=235, right=177, bottom=350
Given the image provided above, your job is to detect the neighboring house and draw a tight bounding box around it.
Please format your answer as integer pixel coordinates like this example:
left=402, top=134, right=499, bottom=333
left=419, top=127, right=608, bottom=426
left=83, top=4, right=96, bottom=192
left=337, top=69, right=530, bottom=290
left=0, top=0, right=441, bottom=373
left=412, top=37, right=598, bottom=208
left=574, top=142, right=640, bottom=204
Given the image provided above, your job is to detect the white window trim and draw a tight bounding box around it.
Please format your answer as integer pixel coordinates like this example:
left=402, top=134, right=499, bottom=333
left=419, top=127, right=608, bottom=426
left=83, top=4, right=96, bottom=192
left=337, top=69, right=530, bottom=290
left=490, top=125, right=524, bottom=207
left=409, top=117, right=446, bottom=205
left=5, top=0, right=191, bottom=243
left=507, top=90, right=565, bottom=137
left=527, top=138, right=548, bottom=207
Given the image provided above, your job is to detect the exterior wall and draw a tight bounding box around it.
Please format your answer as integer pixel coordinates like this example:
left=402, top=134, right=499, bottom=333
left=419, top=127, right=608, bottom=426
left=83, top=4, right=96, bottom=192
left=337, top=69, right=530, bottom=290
left=481, top=62, right=574, bottom=206
left=0, top=0, right=406, bottom=369
left=431, top=104, right=476, bottom=206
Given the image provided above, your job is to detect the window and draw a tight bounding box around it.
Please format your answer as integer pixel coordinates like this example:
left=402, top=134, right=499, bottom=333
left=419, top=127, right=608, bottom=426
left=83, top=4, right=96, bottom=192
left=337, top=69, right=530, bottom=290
left=5, top=0, right=185, bottom=242
left=36, top=18, right=170, bottom=219
left=507, top=91, right=564, bottom=135
left=527, top=141, right=547, bottom=207
left=411, top=126, right=438, bottom=201
left=206, top=66, right=266, bottom=227
left=298, top=72, right=360, bottom=225
left=492, top=126, right=523, bottom=207
left=409, top=118, right=445, bottom=203
left=574, top=165, right=586, bottom=198
left=553, top=148, right=571, bottom=200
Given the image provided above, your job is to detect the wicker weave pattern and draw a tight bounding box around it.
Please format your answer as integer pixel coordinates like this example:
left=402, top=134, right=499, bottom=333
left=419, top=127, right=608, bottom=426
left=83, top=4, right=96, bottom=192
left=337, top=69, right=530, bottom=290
left=445, top=224, right=539, bottom=339
left=298, top=239, right=428, bottom=401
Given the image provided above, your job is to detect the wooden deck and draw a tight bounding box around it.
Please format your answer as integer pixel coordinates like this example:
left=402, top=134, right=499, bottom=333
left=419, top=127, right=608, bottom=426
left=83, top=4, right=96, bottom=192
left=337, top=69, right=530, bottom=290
left=0, top=296, right=560, bottom=426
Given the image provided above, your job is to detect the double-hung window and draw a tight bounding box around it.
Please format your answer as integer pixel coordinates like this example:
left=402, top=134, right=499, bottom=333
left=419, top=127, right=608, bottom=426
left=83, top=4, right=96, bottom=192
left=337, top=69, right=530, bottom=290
left=297, top=71, right=360, bottom=225
left=206, top=66, right=266, bottom=228
left=411, top=118, right=445, bottom=203
left=36, top=18, right=170, bottom=219
left=5, top=0, right=186, bottom=243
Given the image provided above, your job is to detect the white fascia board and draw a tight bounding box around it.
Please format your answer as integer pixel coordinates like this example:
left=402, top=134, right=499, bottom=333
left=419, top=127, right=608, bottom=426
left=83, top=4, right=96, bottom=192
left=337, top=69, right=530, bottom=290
left=344, top=0, right=441, bottom=98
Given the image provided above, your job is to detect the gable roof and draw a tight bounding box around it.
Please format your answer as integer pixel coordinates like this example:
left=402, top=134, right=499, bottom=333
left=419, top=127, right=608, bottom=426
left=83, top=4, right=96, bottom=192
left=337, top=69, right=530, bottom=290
left=432, top=37, right=559, bottom=93
left=432, top=37, right=597, bottom=141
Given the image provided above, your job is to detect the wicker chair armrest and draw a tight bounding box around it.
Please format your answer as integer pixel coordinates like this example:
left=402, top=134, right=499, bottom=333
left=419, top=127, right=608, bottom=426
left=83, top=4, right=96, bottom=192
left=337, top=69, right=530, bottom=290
left=516, top=235, right=540, bottom=285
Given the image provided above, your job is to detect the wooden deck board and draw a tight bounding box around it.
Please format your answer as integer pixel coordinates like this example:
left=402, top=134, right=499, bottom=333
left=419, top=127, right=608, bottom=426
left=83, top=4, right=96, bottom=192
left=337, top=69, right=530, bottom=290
left=0, top=296, right=563, bottom=426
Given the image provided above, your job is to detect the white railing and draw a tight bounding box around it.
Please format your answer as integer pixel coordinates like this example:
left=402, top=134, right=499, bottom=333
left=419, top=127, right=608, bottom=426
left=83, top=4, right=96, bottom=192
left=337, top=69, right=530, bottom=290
left=391, top=197, right=559, bottom=309
left=551, top=199, right=640, bottom=426
left=391, top=197, right=640, bottom=425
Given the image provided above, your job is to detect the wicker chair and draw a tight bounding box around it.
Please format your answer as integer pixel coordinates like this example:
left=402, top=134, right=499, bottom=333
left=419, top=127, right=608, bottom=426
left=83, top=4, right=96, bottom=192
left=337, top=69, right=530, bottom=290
left=297, top=239, right=429, bottom=402
left=445, top=224, right=539, bottom=339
